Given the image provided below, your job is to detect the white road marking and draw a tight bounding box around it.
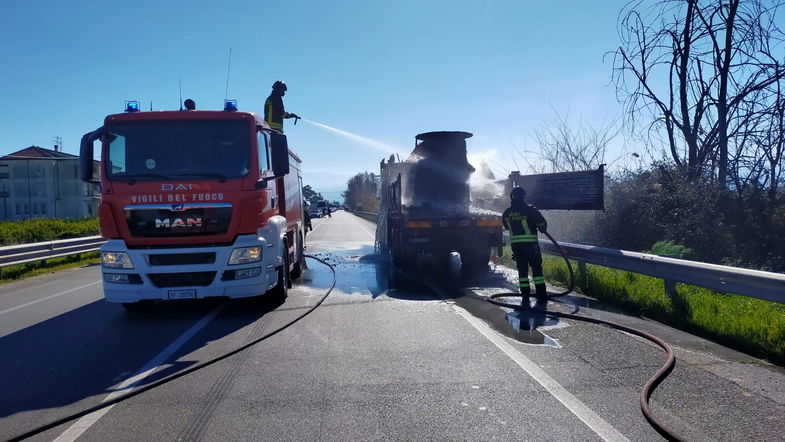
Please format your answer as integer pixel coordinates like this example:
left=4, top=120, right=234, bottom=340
left=309, top=217, right=327, bottom=234
left=53, top=304, right=226, bottom=442
left=0, top=281, right=101, bottom=316
left=347, top=214, right=376, bottom=239
left=441, top=296, right=630, bottom=442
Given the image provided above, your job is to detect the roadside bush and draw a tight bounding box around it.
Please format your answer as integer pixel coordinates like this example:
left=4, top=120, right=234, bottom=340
left=648, top=240, right=693, bottom=259
left=547, top=163, right=784, bottom=272
left=0, top=217, right=99, bottom=246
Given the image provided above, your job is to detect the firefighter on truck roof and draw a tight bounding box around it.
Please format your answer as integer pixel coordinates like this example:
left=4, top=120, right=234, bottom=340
left=502, top=186, right=549, bottom=303
left=264, top=81, right=300, bottom=132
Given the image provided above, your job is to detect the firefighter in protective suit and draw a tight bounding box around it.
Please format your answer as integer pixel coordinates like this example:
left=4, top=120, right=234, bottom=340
left=264, top=81, right=299, bottom=132
left=502, top=187, right=548, bottom=303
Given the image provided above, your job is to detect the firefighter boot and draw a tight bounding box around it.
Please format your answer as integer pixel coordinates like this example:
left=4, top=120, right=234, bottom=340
left=519, top=278, right=531, bottom=305
left=534, top=284, right=547, bottom=303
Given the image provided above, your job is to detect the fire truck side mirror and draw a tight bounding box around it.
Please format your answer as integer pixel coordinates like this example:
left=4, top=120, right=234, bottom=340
left=270, top=132, right=290, bottom=177
left=80, top=127, right=104, bottom=183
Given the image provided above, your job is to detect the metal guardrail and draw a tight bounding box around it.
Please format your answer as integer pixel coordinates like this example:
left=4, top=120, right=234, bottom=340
left=0, top=236, right=106, bottom=269
left=2, top=228, right=782, bottom=306
left=353, top=211, right=379, bottom=221
left=539, top=240, right=785, bottom=304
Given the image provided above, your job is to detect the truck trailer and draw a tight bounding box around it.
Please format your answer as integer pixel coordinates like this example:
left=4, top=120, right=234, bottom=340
left=80, top=100, right=305, bottom=309
left=376, top=131, right=504, bottom=284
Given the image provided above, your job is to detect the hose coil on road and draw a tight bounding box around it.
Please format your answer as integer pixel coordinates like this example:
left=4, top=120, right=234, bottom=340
left=487, top=233, right=683, bottom=442
left=7, top=254, right=336, bottom=442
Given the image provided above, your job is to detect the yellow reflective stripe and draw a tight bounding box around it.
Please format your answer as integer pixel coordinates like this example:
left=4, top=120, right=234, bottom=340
left=265, top=100, right=273, bottom=122
left=521, top=217, right=531, bottom=236
left=519, top=282, right=530, bottom=287
left=518, top=277, right=529, bottom=282
left=510, top=234, right=538, bottom=243
left=532, top=276, right=545, bottom=284
left=269, top=121, right=283, bottom=130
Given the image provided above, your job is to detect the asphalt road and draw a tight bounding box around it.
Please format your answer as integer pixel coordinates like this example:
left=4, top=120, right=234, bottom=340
left=1, top=210, right=784, bottom=441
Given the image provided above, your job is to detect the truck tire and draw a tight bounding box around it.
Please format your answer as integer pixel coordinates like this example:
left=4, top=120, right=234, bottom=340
left=269, top=244, right=289, bottom=302
left=388, top=261, right=401, bottom=289
left=290, top=232, right=304, bottom=280
left=461, top=248, right=491, bottom=274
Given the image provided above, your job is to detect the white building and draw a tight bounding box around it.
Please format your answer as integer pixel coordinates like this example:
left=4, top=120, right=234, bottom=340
left=0, top=146, right=99, bottom=220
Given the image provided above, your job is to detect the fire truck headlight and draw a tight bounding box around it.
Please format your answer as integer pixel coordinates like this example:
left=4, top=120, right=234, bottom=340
left=102, top=252, right=134, bottom=269
left=228, top=247, right=262, bottom=265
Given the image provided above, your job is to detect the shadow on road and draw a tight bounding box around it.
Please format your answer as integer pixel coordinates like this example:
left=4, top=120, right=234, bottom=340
left=0, top=295, right=278, bottom=429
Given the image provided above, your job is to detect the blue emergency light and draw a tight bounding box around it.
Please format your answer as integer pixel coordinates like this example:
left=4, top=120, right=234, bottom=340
left=224, top=99, right=238, bottom=112
left=124, top=100, right=140, bottom=113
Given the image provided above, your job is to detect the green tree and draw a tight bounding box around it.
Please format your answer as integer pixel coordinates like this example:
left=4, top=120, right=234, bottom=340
left=302, top=185, right=323, bottom=205
left=342, top=172, right=379, bottom=212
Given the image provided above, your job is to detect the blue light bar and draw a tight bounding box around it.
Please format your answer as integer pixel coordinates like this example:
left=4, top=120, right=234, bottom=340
left=224, top=99, right=238, bottom=112
left=124, top=100, right=140, bottom=113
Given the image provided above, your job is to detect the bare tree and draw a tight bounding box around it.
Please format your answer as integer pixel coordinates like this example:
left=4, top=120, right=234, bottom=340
left=533, top=108, right=621, bottom=173
left=612, top=0, right=785, bottom=184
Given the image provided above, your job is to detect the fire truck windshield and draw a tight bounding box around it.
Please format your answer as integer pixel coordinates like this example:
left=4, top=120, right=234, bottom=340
left=106, top=120, right=251, bottom=181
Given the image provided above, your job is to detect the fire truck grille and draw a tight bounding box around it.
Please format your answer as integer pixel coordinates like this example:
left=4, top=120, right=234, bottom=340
left=125, top=205, right=232, bottom=237
left=149, top=253, right=216, bottom=266
left=148, top=271, right=216, bottom=288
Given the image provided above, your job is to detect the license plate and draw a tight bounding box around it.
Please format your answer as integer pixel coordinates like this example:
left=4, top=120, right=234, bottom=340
left=168, top=289, right=196, bottom=299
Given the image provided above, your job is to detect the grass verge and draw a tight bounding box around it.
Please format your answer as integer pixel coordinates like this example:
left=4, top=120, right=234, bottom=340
left=352, top=212, right=379, bottom=223
left=500, top=246, right=785, bottom=365
left=0, top=251, right=100, bottom=284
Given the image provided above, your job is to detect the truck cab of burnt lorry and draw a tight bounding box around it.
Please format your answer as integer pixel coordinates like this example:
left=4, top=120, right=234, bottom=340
left=79, top=100, right=306, bottom=309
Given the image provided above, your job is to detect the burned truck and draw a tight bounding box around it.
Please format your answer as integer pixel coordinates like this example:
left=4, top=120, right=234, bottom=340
left=376, top=130, right=606, bottom=284
left=376, top=131, right=503, bottom=280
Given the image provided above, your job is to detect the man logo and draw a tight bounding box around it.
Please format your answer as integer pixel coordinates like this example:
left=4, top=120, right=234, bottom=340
left=155, top=218, right=203, bottom=228
left=161, top=183, right=193, bottom=191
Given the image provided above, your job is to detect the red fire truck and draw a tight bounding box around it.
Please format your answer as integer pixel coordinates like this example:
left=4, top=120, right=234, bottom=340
left=80, top=100, right=306, bottom=309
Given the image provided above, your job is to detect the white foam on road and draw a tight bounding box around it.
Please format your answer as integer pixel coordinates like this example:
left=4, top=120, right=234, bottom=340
left=53, top=303, right=226, bottom=442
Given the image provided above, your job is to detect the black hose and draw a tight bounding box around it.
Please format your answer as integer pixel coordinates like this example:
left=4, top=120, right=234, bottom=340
left=542, top=230, right=575, bottom=298
left=6, top=254, right=336, bottom=442
left=488, top=233, right=684, bottom=441
left=487, top=293, right=681, bottom=441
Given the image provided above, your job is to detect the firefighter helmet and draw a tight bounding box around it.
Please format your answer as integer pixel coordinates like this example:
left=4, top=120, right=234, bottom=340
left=510, top=186, right=526, bottom=201
left=272, top=81, right=287, bottom=92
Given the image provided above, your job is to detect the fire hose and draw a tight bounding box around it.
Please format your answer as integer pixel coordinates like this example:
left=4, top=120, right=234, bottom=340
left=486, top=233, right=684, bottom=442
left=6, top=254, right=336, bottom=442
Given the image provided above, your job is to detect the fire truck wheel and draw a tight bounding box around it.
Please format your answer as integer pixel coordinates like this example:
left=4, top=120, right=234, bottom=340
left=270, top=246, right=290, bottom=301
left=290, top=233, right=304, bottom=280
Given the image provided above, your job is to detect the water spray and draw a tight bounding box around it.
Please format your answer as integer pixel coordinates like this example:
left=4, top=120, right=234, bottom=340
left=301, top=118, right=404, bottom=155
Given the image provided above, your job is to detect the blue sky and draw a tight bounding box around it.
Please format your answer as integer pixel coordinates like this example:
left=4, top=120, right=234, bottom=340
left=0, top=0, right=628, bottom=199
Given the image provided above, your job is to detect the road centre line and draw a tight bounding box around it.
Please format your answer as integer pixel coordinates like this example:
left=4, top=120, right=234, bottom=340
left=441, top=293, right=630, bottom=442
left=53, top=303, right=226, bottom=442
left=309, top=217, right=327, bottom=234
left=0, top=281, right=101, bottom=316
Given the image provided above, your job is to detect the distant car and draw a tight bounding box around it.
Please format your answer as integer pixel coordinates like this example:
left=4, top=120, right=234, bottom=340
left=309, top=209, right=321, bottom=218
